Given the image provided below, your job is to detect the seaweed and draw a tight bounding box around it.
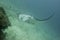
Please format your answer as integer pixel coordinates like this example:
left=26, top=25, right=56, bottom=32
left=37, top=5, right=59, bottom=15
left=0, top=7, right=11, bottom=30
left=0, top=7, right=11, bottom=40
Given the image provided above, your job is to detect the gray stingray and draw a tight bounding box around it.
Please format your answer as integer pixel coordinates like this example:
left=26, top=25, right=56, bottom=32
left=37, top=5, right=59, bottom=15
left=18, top=11, right=55, bottom=22
left=18, top=12, right=55, bottom=25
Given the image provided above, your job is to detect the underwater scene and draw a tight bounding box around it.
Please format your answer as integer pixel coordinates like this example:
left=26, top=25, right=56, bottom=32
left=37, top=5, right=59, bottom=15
left=0, top=0, right=60, bottom=40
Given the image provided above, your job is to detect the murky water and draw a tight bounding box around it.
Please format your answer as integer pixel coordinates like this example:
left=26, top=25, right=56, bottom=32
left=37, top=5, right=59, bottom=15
left=0, top=0, right=60, bottom=40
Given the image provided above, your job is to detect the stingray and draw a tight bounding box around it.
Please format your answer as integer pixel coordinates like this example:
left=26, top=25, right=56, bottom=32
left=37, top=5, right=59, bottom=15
left=18, top=12, right=55, bottom=22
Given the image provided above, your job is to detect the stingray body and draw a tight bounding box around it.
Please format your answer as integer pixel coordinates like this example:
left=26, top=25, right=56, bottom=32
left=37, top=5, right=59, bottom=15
left=18, top=12, right=54, bottom=23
